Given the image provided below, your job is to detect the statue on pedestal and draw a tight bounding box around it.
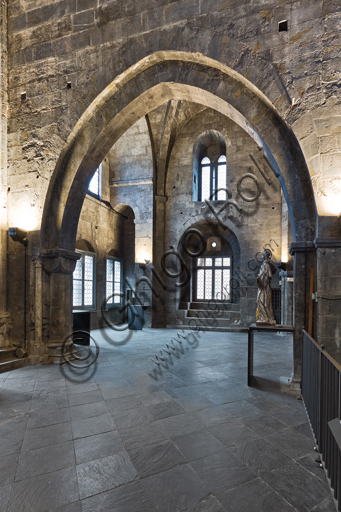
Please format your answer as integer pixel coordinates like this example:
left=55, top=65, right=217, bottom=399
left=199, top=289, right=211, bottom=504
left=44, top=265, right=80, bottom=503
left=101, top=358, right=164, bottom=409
left=256, top=249, right=277, bottom=326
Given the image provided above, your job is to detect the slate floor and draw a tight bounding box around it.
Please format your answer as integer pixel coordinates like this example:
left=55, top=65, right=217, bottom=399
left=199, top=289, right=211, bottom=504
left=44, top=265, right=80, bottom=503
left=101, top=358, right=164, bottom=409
left=0, top=328, right=336, bottom=512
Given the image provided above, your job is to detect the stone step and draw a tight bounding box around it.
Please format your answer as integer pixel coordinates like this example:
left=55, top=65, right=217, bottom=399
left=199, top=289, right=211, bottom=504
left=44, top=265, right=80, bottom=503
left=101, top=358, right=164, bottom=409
left=179, top=302, right=240, bottom=312
left=0, top=358, right=28, bottom=374
left=0, top=346, right=18, bottom=363
left=189, top=302, right=240, bottom=312
left=166, top=324, right=247, bottom=333
left=186, top=309, right=231, bottom=319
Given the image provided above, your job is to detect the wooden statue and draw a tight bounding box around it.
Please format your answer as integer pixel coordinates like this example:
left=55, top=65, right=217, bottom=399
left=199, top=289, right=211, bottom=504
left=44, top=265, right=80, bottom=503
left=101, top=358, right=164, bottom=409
left=256, top=249, right=277, bottom=326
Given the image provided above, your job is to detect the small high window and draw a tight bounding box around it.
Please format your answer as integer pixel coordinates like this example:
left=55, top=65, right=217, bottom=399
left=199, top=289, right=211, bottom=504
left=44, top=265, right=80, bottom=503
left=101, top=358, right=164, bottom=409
left=106, top=257, right=123, bottom=306
left=88, top=164, right=102, bottom=199
left=73, top=251, right=96, bottom=309
left=199, top=155, right=227, bottom=201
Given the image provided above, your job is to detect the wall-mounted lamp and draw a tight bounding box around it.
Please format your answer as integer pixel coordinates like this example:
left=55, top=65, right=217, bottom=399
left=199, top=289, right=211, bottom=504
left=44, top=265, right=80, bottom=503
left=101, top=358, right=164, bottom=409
left=139, top=259, right=150, bottom=271
left=8, top=227, right=27, bottom=246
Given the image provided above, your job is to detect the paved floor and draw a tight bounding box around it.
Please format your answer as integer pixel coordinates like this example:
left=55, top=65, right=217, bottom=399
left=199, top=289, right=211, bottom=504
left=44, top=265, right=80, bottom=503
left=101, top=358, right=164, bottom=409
left=0, top=328, right=336, bottom=512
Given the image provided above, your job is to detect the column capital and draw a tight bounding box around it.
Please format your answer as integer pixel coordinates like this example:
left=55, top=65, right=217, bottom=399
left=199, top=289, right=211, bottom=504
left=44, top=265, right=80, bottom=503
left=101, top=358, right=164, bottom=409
left=289, top=241, right=315, bottom=255
left=40, top=249, right=81, bottom=274
left=314, top=238, right=341, bottom=249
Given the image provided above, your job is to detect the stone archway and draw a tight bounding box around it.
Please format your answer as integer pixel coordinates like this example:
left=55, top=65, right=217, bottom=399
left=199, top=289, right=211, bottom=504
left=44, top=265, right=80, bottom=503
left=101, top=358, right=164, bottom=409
left=39, top=51, right=316, bottom=370
left=41, top=51, right=316, bottom=255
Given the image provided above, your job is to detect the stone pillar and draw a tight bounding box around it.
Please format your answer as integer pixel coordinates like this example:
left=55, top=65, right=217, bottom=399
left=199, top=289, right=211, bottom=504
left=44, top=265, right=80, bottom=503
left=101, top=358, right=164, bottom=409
left=0, top=0, right=9, bottom=346
left=30, top=258, right=48, bottom=363
left=41, top=250, right=80, bottom=364
left=280, top=270, right=293, bottom=326
left=289, top=242, right=315, bottom=387
left=152, top=195, right=167, bottom=327
left=315, top=238, right=341, bottom=363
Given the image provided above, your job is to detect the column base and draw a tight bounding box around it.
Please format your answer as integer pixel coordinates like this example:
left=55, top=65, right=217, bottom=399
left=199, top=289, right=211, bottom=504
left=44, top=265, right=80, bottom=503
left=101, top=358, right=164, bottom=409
left=29, top=343, right=49, bottom=365
left=47, top=340, right=77, bottom=364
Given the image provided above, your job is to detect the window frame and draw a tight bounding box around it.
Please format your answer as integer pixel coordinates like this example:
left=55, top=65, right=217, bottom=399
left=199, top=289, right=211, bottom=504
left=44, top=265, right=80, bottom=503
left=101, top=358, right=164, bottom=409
left=87, top=163, right=102, bottom=200
left=194, top=256, right=232, bottom=302
left=105, top=256, right=123, bottom=308
left=198, top=155, right=227, bottom=202
left=72, top=250, right=96, bottom=311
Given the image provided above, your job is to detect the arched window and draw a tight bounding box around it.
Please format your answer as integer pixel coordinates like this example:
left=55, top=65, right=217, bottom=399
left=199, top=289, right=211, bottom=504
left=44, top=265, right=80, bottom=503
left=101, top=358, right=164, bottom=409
left=199, top=154, right=227, bottom=201
left=88, top=163, right=102, bottom=199
left=73, top=250, right=96, bottom=309
left=106, top=256, right=123, bottom=306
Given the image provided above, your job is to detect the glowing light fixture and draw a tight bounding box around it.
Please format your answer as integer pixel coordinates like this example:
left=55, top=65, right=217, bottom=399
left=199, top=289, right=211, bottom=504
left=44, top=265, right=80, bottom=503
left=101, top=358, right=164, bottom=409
left=10, top=204, right=40, bottom=231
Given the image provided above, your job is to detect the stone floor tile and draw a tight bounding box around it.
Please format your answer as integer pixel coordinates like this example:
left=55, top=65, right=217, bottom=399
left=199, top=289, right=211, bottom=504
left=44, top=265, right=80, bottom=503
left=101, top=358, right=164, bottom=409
left=21, top=422, right=73, bottom=452
left=265, top=427, right=316, bottom=460
left=146, top=400, right=186, bottom=420
left=68, top=390, right=103, bottom=407
left=119, top=420, right=169, bottom=450
left=159, top=413, right=205, bottom=438
left=190, top=448, right=256, bottom=495
left=261, top=460, right=333, bottom=511
left=27, top=407, right=71, bottom=430
left=74, top=431, right=125, bottom=464
left=217, top=476, right=296, bottom=511
left=181, top=494, right=226, bottom=512
left=72, top=413, right=116, bottom=439
left=0, top=453, right=19, bottom=486
left=81, top=481, right=156, bottom=512
left=141, top=464, right=209, bottom=512
left=173, top=431, right=225, bottom=462
left=231, top=437, right=292, bottom=475
left=7, top=467, right=79, bottom=512
left=238, top=410, right=288, bottom=436
left=190, top=405, right=233, bottom=427
left=76, top=452, right=137, bottom=499
left=208, top=418, right=261, bottom=447
left=0, top=484, right=12, bottom=511
left=15, top=440, right=75, bottom=481
left=48, top=501, right=81, bottom=511
left=128, top=439, right=186, bottom=477
left=111, top=404, right=154, bottom=429
left=70, top=401, right=108, bottom=421
left=105, top=395, right=143, bottom=413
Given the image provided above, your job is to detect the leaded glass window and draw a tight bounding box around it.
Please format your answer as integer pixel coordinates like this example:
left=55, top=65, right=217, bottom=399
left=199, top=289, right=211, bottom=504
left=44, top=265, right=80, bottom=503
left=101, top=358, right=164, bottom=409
left=106, top=257, right=122, bottom=306
left=73, top=251, right=95, bottom=309
left=199, top=155, right=227, bottom=201
left=195, top=256, right=231, bottom=301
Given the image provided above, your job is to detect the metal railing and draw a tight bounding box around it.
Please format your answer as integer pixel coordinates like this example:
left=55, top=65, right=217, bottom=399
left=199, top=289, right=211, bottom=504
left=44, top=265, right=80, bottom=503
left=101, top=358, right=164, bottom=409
left=302, top=330, right=341, bottom=510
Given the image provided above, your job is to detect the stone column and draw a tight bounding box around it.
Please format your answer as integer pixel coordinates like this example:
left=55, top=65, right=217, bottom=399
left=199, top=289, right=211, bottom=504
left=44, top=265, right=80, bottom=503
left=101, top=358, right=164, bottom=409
left=41, top=249, right=80, bottom=364
left=152, top=195, right=167, bottom=327
left=280, top=270, right=293, bottom=326
left=289, top=242, right=315, bottom=388
left=0, top=0, right=9, bottom=346
left=315, top=238, right=341, bottom=363
left=30, top=258, right=48, bottom=363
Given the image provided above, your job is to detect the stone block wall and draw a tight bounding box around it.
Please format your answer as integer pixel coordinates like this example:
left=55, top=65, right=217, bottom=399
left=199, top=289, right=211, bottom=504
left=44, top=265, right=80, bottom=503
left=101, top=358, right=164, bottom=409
left=164, top=107, right=283, bottom=327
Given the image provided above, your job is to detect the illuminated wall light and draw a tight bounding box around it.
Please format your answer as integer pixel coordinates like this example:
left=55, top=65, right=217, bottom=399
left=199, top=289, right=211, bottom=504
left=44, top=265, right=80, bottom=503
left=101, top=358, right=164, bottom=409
left=10, top=204, right=40, bottom=231
left=319, top=192, right=341, bottom=217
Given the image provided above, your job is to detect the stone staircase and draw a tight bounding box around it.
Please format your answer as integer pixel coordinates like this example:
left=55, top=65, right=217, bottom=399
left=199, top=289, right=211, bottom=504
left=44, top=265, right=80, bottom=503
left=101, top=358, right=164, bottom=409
left=0, top=346, right=28, bottom=374
left=167, top=302, right=247, bottom=332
